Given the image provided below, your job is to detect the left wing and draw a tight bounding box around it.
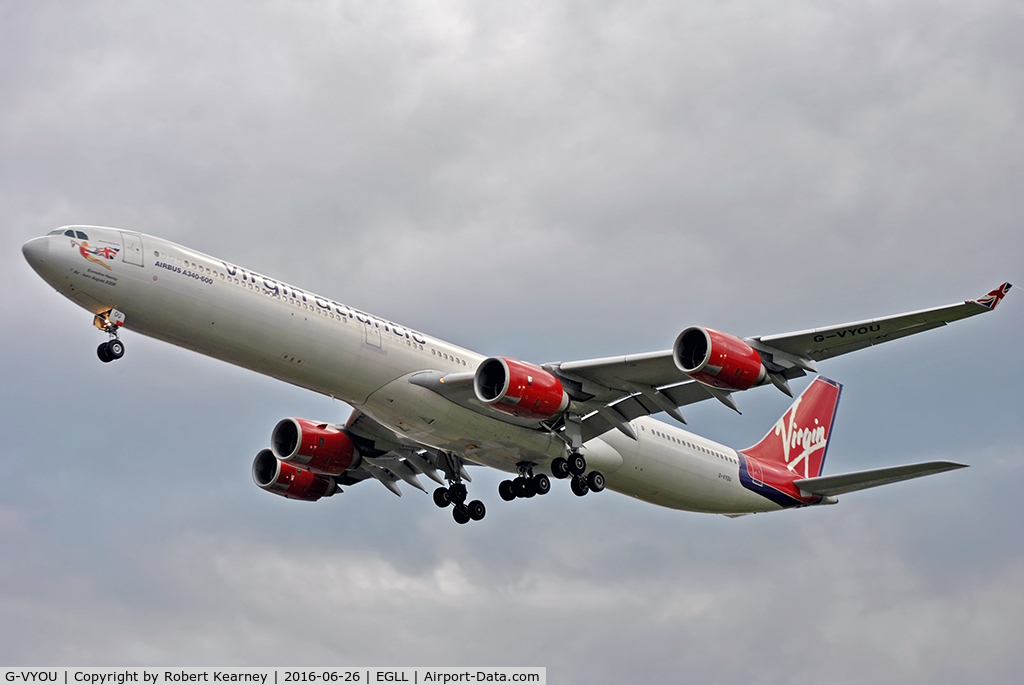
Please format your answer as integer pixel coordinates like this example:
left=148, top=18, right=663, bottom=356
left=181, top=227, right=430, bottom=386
left=407, top=283, right=1010, bottom=444
left=754, top=281, right=1012, bottom=362
left=547, top=282, right=1011, bottom=440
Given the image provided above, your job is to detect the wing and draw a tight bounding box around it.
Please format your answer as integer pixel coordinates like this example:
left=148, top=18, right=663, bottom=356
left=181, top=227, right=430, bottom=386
left=753, top=281, right=1013, bottom=362
left=548, top=283, right=1010, bottom=441
left=793, top=461, right=967, bottom=496
left=341, top=409, right=470, bottom=497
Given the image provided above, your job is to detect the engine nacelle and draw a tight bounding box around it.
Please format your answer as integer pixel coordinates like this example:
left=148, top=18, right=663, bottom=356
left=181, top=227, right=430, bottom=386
left=271, top=418, right=358, bottom=476
left=673, top=327, right=767, bottom=391
left=252, top=449, right=339, bottom=502
left=474, top=357, right=570, bottom=420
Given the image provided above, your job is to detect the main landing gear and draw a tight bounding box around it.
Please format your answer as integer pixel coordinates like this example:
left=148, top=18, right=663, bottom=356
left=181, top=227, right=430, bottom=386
left=498, top=455, right=604, bottom=501
left=498, top=463, right=552, bottom=502
left=433, top=480, right=486, bottom=525
left=549, top=452, right=605, bottom=497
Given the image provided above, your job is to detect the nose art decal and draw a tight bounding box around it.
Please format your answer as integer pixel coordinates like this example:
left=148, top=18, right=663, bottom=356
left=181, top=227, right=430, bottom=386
left=72, top=239, right=120, bottom=270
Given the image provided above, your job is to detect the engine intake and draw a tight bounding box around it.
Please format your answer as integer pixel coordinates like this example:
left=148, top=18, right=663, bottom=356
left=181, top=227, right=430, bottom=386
left=474, top=357, right=570, bottom=420
left=252, top=449, right=339, bottom=502
left=271, top=418, right=358, bottom=476
left=673, top=327, right=767, bottom=391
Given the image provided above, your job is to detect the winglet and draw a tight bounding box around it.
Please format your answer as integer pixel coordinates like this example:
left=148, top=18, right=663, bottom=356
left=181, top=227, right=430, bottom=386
left=974, top=282, right=1012, bottom=310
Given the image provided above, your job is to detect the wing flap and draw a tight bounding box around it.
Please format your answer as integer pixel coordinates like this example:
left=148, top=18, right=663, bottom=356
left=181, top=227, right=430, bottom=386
left=793, top=461, right=967, bottom=496
left=577, top=381, right=715, bottom=442
left=343, top=409, right=453, bottom=495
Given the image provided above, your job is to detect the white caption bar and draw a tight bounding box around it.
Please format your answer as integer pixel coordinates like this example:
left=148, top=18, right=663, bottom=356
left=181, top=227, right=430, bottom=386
left=2, top=670, right=545, bottom=685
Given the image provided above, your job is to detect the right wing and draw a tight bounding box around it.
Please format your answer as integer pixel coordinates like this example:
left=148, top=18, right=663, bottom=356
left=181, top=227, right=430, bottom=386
left=342, top=409, right=470, bottom=497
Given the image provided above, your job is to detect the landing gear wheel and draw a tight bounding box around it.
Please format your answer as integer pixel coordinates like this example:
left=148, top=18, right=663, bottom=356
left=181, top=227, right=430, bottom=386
left=568, top=453, right=587, bottom=476
left=512, top=476, right=529, bottom=498
left=532, top=473, right=551, bottom=496
left=571, top=475, right=590, bottom=497
left=448, top=482, right=468, bottom=505
left=550, top=457, right=570, bottom=479
left=587, top=470, right=606, bottom=493
left=433, top=487, right=451, bottom=508
left=452, top=506, right=470, bottom=524
left=107, top=339, right=125, bottom=360
left=97, top=342, right=113, bottom=363
left=467, top=500, right=486, bottom=521
left=498, top=480, right=516, bottom=502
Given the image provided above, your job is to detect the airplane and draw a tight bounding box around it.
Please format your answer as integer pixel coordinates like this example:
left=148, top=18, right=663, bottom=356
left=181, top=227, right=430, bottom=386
left=22, top=226, right=1012, bottom=524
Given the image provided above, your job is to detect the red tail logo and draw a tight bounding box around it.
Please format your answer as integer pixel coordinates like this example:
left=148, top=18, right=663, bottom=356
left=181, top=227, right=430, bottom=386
left=741, top=377, right=842, bottom=480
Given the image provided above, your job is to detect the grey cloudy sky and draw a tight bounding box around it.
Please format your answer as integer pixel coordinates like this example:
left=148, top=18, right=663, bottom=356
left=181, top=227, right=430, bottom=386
left=2, top=1, right=1022, bottom=682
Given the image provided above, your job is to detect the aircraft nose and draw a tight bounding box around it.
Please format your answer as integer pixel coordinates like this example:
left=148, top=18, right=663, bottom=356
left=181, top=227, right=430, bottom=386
left=22, top=236, right=50, bottom=269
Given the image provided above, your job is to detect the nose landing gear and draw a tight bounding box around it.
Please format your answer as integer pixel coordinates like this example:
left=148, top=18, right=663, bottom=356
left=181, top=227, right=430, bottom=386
left=94, top=309, right=126, bottom=363
left=97, top=338, right=125, bottom=363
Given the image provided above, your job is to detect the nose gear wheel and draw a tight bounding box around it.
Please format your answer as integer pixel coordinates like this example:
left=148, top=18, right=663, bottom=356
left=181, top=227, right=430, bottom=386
left=94, top=310, right=126, bottom=363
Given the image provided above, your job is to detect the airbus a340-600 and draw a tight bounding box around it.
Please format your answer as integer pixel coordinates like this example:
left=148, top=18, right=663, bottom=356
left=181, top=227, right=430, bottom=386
left=22, top=226, right=1012, bottom=523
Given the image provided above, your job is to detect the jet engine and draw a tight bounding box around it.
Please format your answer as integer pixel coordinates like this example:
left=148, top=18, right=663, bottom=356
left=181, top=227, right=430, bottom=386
left=474, top=356, right=570, bottom=420
left=673, top=327, right=767, bottom=391
left=271, top=418, right=358, bottom=476
left=252, top=449, right=339, bottom=501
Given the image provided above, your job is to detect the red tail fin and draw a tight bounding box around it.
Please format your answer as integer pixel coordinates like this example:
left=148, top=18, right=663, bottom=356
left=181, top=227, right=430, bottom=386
left=741, top=376, right=842, bottom=480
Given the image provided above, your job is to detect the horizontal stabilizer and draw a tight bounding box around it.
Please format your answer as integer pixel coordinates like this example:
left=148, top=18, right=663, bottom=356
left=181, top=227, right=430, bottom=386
left=794, top=461, right=967, bottom=496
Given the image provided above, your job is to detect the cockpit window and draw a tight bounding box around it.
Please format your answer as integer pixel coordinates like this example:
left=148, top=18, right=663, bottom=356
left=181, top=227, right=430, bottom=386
left=64, top=230, right=75, bottom=237
left=47, top=229, right=64, bottom=236
left=75, top=231, right=88, bottom=240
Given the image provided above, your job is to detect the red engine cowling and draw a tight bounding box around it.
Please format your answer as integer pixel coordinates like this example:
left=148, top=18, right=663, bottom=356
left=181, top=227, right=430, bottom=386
left=270, top=418, right=358, bottom=476
left=474, top=357, right=570, bottom=420
left=252, top=449, right=339, bottom=501
left=673, top=327, right=767, bottom=391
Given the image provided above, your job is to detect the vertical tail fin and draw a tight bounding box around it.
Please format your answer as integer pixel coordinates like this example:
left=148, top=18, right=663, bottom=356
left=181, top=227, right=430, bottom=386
left=741, top=376, right=842, bottom=480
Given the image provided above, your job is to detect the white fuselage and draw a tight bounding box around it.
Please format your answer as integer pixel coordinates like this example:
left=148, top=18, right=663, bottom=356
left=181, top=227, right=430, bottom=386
left=23, top=227, right=781, bottom=515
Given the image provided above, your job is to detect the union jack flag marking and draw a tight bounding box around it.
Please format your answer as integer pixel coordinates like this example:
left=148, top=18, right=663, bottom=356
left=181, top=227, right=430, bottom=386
left=976, top=282, right=1012, bottom=310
